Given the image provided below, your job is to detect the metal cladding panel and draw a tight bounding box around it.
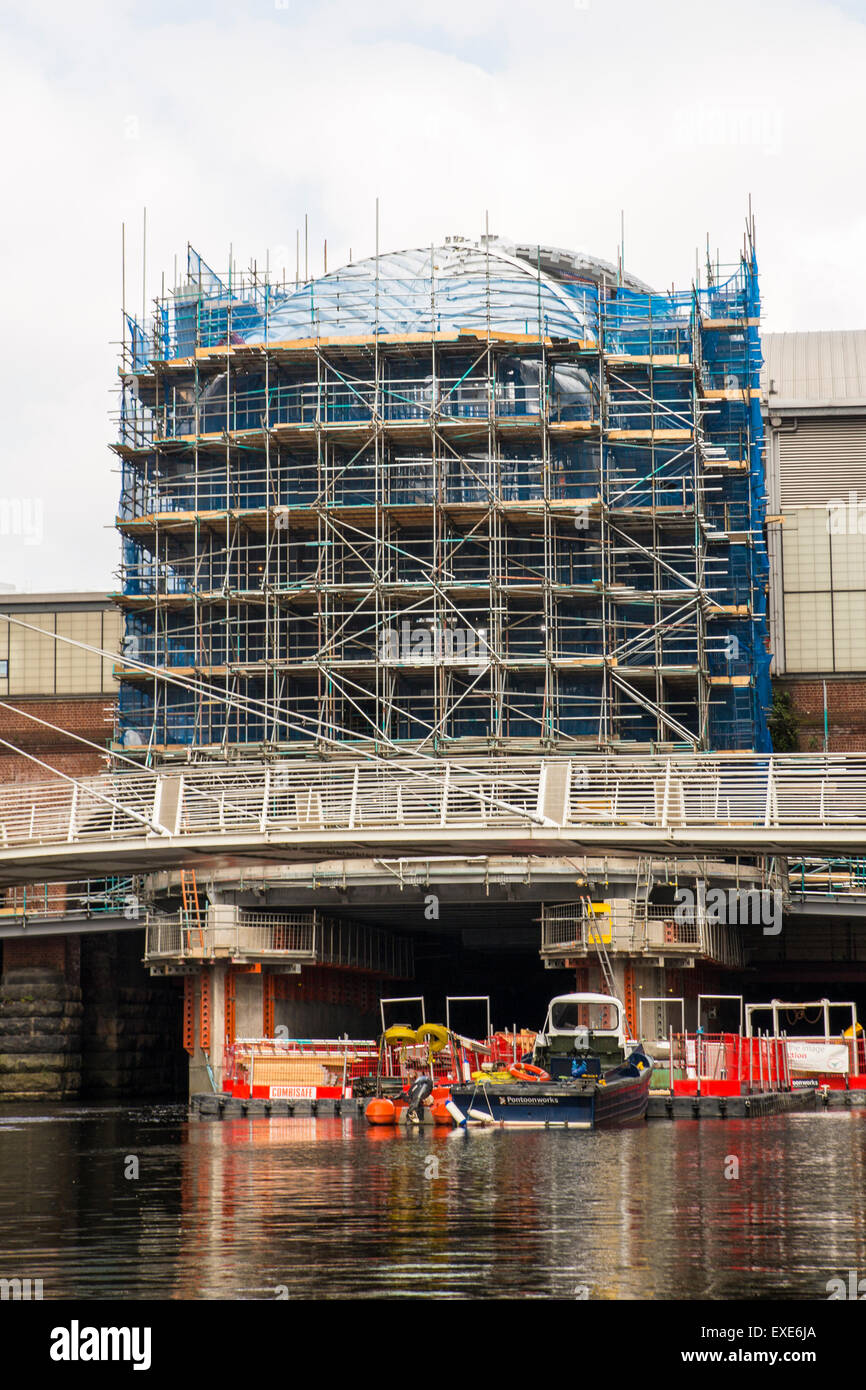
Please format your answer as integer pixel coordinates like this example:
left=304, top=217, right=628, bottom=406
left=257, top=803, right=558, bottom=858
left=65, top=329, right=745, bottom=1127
left=829, top=530, right=866, bottom=590
left=832, top=592, right=866, bottom=672
left=780, top=506, right=866, bottom=673
left=783, top=592, right=834, bottom=673
left=55, top=612, right=106, bottom=694
left=101, top=610, right=122, bottom=691
left=5, top=614, right=55, bottom=695
left=0, top=605, right=120, bottom=697
left=781, top=509, right=831, bottom=591
left=778, top=419, right=866, bottom=507
left=763, top=330, right=866, bottom=410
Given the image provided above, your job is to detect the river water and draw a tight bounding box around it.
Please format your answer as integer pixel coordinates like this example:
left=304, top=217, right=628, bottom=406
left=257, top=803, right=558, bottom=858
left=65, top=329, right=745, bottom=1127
left=1, top=1103, right=864, bottom=1300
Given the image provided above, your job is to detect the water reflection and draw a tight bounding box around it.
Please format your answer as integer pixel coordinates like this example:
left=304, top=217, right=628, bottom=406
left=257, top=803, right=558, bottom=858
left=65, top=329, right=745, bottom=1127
left=0, top=1104, right=864, bottom=1299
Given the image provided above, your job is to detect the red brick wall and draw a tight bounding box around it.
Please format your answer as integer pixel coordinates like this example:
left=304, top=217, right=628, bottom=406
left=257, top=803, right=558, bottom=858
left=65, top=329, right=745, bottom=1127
left=0, top=696, right=115, bottom=783
left=0, top=699, right=116, bottom=955
left=1, top=934, right=80, bottom=986
left=3, top=936, right=67, bottom=973
left=777, top=678, right=866, bottom=752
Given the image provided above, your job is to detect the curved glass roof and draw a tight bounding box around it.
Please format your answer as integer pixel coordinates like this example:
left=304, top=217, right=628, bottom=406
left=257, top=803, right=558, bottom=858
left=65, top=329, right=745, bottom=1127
left=144, top=239, right=660, bottom=365
left=256, top=241, right=599, bottom=342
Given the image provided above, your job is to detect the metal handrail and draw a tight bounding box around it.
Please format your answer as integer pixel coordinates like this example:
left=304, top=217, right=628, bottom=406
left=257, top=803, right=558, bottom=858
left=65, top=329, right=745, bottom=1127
left=1, top=753, right=866, bottom=858
left=144, top=906, right=414, bottom=975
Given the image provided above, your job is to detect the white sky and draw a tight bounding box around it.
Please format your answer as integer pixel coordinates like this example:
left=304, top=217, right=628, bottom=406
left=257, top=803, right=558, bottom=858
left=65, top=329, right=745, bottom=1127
left=1, top=0, right=864, bottom=591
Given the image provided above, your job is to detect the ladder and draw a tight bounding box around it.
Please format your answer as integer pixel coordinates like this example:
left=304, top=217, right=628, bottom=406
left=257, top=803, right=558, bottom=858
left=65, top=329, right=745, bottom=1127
left=587, top=902, right=617, bottom=998
left=634, top=855, right=653, bottom=945
left=587, top=901, right=637, bottom=1046
left=180, top=869, right=205, bottom=951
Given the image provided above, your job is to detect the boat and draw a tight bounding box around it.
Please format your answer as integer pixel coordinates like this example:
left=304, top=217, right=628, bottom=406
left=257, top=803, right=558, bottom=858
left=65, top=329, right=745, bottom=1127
left=448, top=992, right=653, bottom=1129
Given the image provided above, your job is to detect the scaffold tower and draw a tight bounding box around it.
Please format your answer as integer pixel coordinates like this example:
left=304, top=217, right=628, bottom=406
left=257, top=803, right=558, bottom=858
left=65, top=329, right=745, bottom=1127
left=114, top=224, right=771, bottom=760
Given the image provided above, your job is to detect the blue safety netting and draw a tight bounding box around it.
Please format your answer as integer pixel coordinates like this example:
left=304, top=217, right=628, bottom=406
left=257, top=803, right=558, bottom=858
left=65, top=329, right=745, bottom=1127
left=118, top=238, right=771, bottom=753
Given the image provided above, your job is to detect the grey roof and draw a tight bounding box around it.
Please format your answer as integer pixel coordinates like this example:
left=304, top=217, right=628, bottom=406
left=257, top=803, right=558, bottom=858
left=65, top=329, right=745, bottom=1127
left=0, top=592, right=114, bottom=609
left=762, top=331, right=866, bottom=410
left=487, top=236, right=653, bottom=294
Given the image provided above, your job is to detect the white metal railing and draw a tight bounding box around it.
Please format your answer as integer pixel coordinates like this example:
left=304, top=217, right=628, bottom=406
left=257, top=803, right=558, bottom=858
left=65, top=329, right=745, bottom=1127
left=144, top=907, right=414, bottom=975
left=1, top=754, right=866, bottom=860
left=540, top=901, right=591, bottom=953
left=540, top=898, right=743, bottom=966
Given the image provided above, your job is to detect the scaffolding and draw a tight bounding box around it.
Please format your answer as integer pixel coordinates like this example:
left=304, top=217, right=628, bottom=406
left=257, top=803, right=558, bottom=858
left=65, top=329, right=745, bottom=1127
left=113, top=227, right=771, bottom=759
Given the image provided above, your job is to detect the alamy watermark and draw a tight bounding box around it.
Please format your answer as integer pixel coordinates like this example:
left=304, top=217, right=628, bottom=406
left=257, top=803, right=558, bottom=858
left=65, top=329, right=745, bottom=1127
left=674, top=105, right=783, bottom=156
left=0, top=498, right=43, bottom=546
left=827, top=1269, right=866, bottom=1299
left=379, top=621, right=489, bottom=674
left=49, top=1323, right=151, bottom=1370
left=675, top=884, right=782, bottom=936
left=1, top=1276, right=43, bottom=1300
left=827, top=492, right=866, bottom=535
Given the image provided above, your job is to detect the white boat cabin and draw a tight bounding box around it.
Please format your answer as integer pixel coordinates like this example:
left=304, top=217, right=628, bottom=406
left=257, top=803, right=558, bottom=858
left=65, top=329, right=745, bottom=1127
left=535, top=993, right=628, bottom=1061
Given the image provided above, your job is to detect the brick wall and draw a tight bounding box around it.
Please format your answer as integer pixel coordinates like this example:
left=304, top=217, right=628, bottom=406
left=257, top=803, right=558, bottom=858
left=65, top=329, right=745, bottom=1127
left=2, top=935, right=80, bottom=982
left=0, top=696, right=114, bottom=782
left=0, top=697, right=115, bottom=956
left=777, top=678, right=866, bottom=752
left=3, top=937, right=67, bottom=974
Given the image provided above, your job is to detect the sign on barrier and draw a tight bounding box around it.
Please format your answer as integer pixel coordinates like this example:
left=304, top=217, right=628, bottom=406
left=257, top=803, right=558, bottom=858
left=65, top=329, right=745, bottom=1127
left=786, top=1041, right=849, bottom=1074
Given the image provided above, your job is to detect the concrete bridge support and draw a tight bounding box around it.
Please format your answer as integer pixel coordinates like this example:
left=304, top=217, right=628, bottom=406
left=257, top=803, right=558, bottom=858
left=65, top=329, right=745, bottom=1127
left=0, top=937, right=82, bottom=1101
left=183, top=962, right=386, bottom=1098
left=0, top=930, right=186, bottom=1102
left=81, top=933, right=184, bottom=1097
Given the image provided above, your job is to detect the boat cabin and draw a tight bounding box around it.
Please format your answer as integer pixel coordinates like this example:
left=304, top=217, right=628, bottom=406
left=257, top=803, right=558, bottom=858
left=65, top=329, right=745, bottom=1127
left=533, top=993, right=629, bottom=1077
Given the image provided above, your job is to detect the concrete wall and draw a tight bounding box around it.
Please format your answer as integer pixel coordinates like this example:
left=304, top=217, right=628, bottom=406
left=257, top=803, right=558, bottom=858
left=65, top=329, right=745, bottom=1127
left=80, top=931, right=185, bottom=1098
left=0, top=936, right=82, bottom=1101
left=0, top=930, right=186, bottom=1101
left=234, top=973, right=263, bottom=1038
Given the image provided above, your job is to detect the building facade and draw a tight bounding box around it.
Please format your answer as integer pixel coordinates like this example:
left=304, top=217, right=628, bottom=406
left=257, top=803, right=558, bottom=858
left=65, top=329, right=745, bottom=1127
left=0, top=592, right=120, bottom=783
left=763, top=330, right=866, bottom=749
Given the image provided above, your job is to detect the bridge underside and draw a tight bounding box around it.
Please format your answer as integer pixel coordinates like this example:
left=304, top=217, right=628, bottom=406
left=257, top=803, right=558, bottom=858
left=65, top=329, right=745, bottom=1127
left=2, top=825, right=866, bottom=889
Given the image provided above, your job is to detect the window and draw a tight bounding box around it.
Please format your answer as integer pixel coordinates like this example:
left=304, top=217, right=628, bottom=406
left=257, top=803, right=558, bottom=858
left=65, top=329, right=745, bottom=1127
left=551, top=1001, right=619, bottom=1033
left=0, top=659, right=7, bottom=678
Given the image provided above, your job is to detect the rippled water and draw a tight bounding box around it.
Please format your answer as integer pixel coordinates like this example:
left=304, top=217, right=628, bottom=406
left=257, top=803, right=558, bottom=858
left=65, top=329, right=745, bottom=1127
left=1, top=1104, right=864, bottom=1300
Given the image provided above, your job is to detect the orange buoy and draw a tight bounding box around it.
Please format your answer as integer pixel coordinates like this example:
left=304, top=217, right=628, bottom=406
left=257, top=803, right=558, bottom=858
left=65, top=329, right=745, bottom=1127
left=431, top=1099, right=454, bottom=1127
left=365, top=1097, right=397, bottom=1125
left=508, top=1062, right=551, bottom=1082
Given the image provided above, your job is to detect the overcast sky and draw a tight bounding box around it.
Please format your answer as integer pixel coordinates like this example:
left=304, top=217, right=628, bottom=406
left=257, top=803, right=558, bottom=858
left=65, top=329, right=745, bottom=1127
left=1, top=0, right=865, bottom=591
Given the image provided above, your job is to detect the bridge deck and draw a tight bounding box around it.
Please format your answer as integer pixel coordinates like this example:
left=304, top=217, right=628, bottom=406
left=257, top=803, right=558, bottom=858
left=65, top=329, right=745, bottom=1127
left=0, top=753, right=864, bottom=885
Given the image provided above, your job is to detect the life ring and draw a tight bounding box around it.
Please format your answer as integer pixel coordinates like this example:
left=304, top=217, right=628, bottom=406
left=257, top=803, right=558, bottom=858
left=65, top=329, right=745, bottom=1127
left=508, top=1062, right=551, bottom=1083
left=415, top=1023, right=450, bottom=1054
left=384, top=1025, right=418, bottom=1046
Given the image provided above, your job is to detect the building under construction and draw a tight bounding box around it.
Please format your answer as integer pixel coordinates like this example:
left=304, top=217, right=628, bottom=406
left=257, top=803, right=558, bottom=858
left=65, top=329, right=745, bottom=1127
left=115, top=228, right=771, bottom=759
left=104, top=221, right=782, bottom=1075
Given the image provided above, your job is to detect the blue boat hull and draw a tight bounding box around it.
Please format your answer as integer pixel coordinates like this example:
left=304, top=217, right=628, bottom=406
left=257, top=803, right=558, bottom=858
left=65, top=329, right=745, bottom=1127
left=450, top=1051, right=653, bottom=1129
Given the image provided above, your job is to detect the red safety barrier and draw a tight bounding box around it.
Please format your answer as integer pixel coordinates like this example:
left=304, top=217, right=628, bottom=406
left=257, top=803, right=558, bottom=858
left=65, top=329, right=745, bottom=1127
left=669, top=1032, right=790, bottom=1096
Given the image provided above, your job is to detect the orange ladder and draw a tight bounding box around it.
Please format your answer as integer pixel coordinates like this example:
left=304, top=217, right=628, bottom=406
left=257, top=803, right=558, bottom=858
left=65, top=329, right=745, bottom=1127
left=180, top=869, right=205, bottom=951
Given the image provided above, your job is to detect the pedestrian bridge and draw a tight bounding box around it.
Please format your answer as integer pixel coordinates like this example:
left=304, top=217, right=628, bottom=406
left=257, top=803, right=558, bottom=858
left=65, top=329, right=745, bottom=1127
left=1, top=753, right=865, bottom=886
